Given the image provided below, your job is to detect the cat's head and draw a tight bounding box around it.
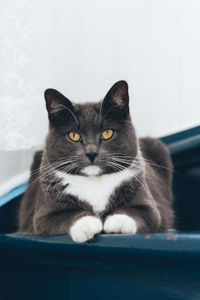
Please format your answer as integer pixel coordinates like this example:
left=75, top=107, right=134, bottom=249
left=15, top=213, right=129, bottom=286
left=44, top=81, right=138, bottom=176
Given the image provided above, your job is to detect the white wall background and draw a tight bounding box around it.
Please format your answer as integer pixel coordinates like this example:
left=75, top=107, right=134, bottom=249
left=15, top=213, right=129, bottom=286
left=0, top=0, right=200, bottom=190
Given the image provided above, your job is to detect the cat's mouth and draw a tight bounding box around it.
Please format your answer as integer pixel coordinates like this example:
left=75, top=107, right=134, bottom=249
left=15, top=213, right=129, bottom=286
left=81, top=165, right=102, bottom=176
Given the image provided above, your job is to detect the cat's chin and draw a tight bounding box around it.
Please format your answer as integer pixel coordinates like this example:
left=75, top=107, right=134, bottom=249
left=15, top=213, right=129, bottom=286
left=81, top=165, right=102, bottom=176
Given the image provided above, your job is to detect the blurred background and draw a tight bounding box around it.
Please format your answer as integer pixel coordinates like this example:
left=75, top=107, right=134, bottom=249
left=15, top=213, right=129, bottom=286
left=0, top=0, right=200, bottom=195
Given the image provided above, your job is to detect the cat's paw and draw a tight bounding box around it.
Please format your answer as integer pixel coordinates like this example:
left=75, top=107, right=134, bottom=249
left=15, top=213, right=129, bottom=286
left=70, top=216, right=103, bottom=242
left=104, top=214, right=137, bottom=234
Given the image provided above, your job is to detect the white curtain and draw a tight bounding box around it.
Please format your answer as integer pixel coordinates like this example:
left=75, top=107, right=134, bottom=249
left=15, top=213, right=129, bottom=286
left=0, top=0, right=200, bottom=191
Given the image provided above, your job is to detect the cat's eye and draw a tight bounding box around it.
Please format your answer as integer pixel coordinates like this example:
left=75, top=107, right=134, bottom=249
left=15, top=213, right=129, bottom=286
left=101, top=129, right=114, bottom=140
left=68, top=132, right=81, bottom=142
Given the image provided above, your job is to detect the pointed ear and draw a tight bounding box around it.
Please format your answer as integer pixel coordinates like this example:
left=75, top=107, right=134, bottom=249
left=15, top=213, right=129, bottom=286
left=101, top=81, right=129, bottom=121
left=44, top=89, right=77, bottom=126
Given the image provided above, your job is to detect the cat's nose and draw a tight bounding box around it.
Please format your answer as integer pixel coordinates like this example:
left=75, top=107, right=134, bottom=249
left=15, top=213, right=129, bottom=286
left=85, top=144, right=98, bottom=162
left=86, top=152, right=98, bottom=163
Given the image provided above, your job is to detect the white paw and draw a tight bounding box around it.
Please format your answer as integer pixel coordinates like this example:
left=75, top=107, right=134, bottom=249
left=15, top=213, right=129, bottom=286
left=70, top=216, right=103, bottom=242
left=104, top=214, right=137, bottom=234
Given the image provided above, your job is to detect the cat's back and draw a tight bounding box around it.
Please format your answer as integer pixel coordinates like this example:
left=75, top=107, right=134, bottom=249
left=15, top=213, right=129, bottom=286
left=139, top=137, right=173, bottom=184
left=18, top=150, right=43, bottom=232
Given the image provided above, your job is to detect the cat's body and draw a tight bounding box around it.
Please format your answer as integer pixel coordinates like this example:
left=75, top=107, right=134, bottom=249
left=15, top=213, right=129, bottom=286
left=18, top=81, right=174, bottom=242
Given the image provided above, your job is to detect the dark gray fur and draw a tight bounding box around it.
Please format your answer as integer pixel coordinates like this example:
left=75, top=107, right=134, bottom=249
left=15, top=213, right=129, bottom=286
left=17, top=81, right=174, bottom=236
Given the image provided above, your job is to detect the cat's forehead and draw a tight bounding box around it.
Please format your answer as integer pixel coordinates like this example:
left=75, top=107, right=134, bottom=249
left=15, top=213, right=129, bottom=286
left=74, top=102, right=102, bottom=131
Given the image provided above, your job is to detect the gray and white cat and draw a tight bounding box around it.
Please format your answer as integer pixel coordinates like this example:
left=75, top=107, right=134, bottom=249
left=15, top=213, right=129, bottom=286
left=18, top=81, right=174, bottom=242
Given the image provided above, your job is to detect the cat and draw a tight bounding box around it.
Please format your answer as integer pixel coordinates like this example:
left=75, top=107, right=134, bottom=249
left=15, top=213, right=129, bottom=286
left=17, top=80, right=174, bottom=242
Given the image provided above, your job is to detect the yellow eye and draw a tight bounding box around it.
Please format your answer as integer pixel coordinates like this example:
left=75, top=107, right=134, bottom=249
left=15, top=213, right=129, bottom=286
left=101, top=129, right=114, bottom=140
left=68, top=132, right=81, bottom=142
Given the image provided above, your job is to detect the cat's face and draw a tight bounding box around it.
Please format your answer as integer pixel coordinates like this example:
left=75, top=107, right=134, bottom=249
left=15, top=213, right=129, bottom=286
left=44, top=81, right=138, bottom=175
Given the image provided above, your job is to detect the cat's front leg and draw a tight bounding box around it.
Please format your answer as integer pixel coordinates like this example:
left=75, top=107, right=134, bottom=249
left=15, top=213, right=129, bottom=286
left=33, top=209, right=103, bottom=243
left=104, top=206, right=160, bottom=234
left=104, top=214, right=137, bottom=234
left=70, top=215, right=102, bottom=242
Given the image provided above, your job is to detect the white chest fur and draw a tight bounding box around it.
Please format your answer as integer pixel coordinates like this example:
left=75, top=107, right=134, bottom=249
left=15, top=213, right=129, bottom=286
left=55, top=168, right=136, bottom=214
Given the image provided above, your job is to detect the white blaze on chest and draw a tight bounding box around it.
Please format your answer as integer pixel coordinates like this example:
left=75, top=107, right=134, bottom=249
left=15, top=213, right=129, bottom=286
left=55, top=168, right=137, bottom=214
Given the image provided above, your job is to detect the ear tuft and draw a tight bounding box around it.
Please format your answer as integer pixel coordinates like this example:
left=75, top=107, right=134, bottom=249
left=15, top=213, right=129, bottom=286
left=101, top=80, right=129, bottom=121
left=44, top=89, right=65, bottom=115
left=44, top=89, right=76, bottom=126
left=111, top=80, right=129, bottom=107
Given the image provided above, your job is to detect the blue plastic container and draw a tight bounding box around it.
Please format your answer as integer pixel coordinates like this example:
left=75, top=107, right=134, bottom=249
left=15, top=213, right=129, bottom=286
left=0, top=126, right=200, bottom=300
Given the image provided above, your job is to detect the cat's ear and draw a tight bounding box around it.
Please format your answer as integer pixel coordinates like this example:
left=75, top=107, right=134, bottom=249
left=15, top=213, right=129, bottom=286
left=44, top=89, right=77, bottom=126
left=101, top=81, right=129, bottom=121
